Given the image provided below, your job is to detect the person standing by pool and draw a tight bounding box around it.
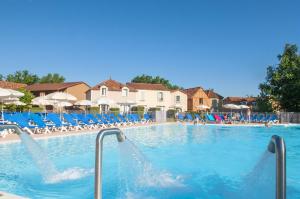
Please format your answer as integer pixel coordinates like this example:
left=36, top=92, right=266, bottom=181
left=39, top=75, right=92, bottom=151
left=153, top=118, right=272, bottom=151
left=246, top=109, right=251, bottom=122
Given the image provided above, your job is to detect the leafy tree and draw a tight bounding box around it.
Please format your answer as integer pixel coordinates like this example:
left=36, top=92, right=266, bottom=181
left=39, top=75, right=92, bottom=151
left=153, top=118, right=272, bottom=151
left=132, top=74, right=182, bottom=90
left=18, top=88, right=34, bottom=105
left=0, top=74, right=3, bottom=81
left=259, top=44, right=300, bottom=111
left=6, top=70, right=39, bottom=85
left=39, top=73, right=65, bottom=83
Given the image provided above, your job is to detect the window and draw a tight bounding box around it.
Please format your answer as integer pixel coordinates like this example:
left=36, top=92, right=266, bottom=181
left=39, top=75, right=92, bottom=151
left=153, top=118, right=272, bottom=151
left=199, top=98, right=203, bottom=104
left=122, top=88, right=129, bottom=97
left=176, top=95, right=181, bottom=103
left=140, top=91, right=145, bottom=101
left=101, top=87, right=107, bottom=96
left=158, top=92, right=164, bottom=102
left=212, top=99, right=218, bottom=108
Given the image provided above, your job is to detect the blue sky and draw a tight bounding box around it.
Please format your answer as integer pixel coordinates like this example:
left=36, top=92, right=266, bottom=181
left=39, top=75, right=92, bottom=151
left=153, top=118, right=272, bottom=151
left=0, top=0, right=299, bottom=96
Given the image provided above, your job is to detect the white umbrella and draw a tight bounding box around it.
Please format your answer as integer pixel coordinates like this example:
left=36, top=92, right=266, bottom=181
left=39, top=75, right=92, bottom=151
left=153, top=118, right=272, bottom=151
left=75, top=100, right=92, bottom=114
left=0, top=88, right=24, bottom=121
left=238, top=105, right=250, bottom=109
left=56, top=101, right=73, bottom=107
left=75, top=100, right=92, bottom=106
left=5, top=89, right=24, bottom=98
left=96, top=98, right=115, bottom=105
left=196, top=105, right=210, bottom=110
left=223, top=104, right=240, bottom=109
left=31, top=96, right=54, bottom=106
left=5, top=100, right=26, bottom=106
left=45, top=92, right=77, bottom=101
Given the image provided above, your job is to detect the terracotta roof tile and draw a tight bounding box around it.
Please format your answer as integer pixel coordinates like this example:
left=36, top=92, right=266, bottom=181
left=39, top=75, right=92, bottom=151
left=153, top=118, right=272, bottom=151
left=183, top=87, right=204, bottom=97
left=26, top=82, right=88, bottom=91
left=224, top=97, right=257, bottom=103
left=205, top=89, right=224, bottom=99
left=90, top=79, right=137, bottom=92
left=0, top=81, right=27, bottom=90
left=126, top=83, right=169, bottom=91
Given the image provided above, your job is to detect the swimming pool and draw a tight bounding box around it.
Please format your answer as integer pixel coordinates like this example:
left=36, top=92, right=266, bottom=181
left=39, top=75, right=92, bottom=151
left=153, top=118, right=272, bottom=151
left=0, top=124, right=299, bottom=198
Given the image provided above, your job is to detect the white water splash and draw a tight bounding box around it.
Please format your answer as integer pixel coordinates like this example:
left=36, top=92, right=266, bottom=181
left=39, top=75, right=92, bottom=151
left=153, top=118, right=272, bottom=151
left=118, top=139, right=185, bottom=193
left=238, top=150, right=276, bottom=199
left=19, top=132, right=93, bottom=184
left=19, top=132, right=58, bottom=181
left=45, top=167, right=94, bottom=184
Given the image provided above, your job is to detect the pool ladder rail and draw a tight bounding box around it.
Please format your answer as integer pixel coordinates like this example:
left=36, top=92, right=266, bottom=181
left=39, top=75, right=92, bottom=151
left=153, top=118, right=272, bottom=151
left=268, top=135, right=286, bottom=199
left=94, top=128, right=126, bottom=199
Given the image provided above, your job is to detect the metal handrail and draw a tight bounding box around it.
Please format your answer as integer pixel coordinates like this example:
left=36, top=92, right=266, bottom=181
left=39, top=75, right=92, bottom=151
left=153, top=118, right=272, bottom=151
left=267, top=135, right=286, bottom=199
left=0, top=124, right=23, bottom=135
left=94, top=128, right=126, bottom=199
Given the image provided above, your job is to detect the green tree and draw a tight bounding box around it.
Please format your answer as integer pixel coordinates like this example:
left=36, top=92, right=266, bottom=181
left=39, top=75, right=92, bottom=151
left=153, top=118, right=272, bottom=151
left=6, top=70, right=39, bottom=85
left=39, top=73, right=65, bottom=83
left=132, top=74, right=182, bottom=90
left=0, top=74, right=3, bottom=81
left=18, top=88, right=34, bottom=104
left=259, top=44, right=300, bottom=111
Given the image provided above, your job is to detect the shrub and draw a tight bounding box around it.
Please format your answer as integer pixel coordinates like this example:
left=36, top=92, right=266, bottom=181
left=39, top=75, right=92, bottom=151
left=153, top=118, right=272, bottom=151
left=167, top=109, right=176, bottom=118
left=131, top=106, right=145, bottom=117
left=109, top=107, right=120, bottom=116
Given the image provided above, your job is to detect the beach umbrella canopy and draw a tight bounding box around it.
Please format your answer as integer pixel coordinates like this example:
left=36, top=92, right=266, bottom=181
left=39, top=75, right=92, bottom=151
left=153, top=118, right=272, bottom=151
left=55, top=101, right=73, bottom=107
left=96, top=98, right=115, bottom=105
left=5, top=89, right=24, bottom=98
left=0, top=88, right=24, bottom=120
left=75, top=100, right=92, bottom=106
left=0, top=88, right=13, bottom=99
left=5, top=100, right=26, bottom=106
left=45, top=92, right=77, bottom=101
left=223, top=104, right=240, bottom=109
left=196, top=105, right=210, bottom=110
left=238, top=105, right=250, bottom=109
left=31, top=96, right=54, bottom=106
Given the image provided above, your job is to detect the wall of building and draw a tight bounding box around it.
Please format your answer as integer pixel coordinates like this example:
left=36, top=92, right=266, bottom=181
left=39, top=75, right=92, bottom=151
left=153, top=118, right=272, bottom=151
left=170, top=91, right=187, bottom=112
left=188, top=89, right=211, bottom=111
left=65, top=83, right=90, bottom=100
left=135, top=90, right=171, bottom=110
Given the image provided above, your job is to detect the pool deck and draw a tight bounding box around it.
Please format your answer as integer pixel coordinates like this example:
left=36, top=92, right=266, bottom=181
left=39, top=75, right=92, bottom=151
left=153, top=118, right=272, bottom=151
left=0, top=122, right=172, bottom=144
left=0, top=121, right=294, bottom=144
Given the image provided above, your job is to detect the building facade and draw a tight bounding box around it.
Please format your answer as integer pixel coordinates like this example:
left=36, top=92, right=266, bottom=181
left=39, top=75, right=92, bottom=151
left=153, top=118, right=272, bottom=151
left=205, top=89, right=224, bottom=112
left=184, top=87, right=211, bottom=112
left=126, top=83, right=187, bottom=112
left=26, top=82, right=90, bottom=100
left=86, top=79, right=137, bottom=113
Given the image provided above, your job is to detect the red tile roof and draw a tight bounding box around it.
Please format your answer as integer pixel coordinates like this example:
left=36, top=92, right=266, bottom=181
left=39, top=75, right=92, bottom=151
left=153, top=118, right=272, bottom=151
left=183, top=87, right=204, bottom=97
left=224, top=97, right=257, bottom=103
left=90, top=79, right=137, bottom=92
left=205, top=89, right=223, bottom=99
left=0, top=81, right=27, bottom=90
left=126, top=82, right=169, bottom=91
left=26, top=82, right=88, bottom=91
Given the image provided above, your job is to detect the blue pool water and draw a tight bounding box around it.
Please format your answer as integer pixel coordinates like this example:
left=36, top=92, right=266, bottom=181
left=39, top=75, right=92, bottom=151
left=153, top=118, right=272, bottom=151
left=0, top=124, right=299, bottom=198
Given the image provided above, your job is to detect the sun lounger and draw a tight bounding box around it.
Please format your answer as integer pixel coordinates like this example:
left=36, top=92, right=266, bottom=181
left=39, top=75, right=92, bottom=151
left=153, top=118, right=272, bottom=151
left=118, top=114, right=133, bottom=126
left=46, top=113, right=69, bottom=132
left=29, top=113, right=55, bottom=134
left=205, top=114, right=216, bottom=123
left=63, top=113, right=84, bottom=131
left=86, top=114, right=107, bottom=128
left=185, top=113, right=194, bottom=121
left=7, top=114, right=36, bottom=134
